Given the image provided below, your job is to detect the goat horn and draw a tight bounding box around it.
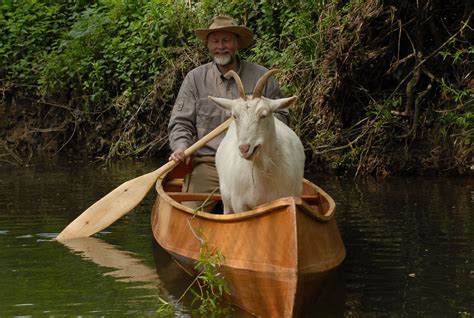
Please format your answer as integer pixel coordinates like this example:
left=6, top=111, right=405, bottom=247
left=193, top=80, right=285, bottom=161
left=224, top=70, right=246, bottom=100
left=253, top=69, right=279, bottom=98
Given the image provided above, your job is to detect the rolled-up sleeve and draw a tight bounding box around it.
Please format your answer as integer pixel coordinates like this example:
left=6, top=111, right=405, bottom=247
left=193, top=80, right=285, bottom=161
left=168, top=74, right=197, bottom=151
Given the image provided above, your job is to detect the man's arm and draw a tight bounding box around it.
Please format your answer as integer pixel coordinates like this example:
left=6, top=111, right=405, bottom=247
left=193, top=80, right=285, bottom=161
left=168, top=73, right=197, bottom=161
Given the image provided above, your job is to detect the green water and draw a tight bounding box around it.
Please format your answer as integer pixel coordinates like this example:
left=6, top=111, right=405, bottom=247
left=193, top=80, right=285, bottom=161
left=1, top=160, right=169, bottom=316
left=0, top=159, right=473, bottom=317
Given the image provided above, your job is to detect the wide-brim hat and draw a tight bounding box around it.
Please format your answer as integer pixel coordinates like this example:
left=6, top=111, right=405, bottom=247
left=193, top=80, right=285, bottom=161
left=195, top=15, right=254, bottom=49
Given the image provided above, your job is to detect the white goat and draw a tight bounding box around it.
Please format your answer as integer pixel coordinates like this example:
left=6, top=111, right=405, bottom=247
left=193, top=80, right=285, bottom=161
left=210, top=69, right=305, bottom=214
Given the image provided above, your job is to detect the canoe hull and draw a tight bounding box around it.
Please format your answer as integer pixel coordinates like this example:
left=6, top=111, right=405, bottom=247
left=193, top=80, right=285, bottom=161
left=151, top=163, right=346, bottom=316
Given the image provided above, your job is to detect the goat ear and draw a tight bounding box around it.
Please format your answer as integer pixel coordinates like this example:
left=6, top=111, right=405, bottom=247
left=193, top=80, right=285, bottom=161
left=265, top=96, right=297, bottom=111
left=208, top=96, right=235, bottom=111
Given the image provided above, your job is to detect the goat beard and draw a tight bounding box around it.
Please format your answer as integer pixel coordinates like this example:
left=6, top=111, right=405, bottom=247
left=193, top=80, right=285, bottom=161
left=251, top=153, right=275, bottom=187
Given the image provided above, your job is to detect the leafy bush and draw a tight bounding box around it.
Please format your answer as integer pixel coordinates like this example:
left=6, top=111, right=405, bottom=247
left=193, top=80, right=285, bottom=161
left=39, top=1, right=198, bottom=111
left=1, top=2, right=65, bottom=84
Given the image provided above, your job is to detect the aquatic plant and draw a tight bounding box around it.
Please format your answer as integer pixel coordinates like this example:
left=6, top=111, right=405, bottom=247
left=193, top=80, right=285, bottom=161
left=156, top=198, right=230, bottom=316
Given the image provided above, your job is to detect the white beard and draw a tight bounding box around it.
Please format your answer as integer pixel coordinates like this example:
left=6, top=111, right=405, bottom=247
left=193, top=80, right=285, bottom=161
left=213, top=54, right=232, bottom=66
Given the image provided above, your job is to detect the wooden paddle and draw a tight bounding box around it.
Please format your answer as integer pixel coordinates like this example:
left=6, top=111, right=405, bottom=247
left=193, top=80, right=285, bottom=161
left=56, top=117, right=233, bottom=241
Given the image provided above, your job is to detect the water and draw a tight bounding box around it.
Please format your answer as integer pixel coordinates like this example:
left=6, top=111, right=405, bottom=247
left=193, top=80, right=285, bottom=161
left=1, top=160, right=169, bottom=316
left=325, top=175, right=474, bottom=317
left=0, top=159, right=472, bottom=317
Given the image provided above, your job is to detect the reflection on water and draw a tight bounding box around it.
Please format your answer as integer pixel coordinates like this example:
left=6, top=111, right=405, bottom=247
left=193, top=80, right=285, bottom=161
left=60, top=237, right=191, bottom=316
left=60, top=237, right=165, bottom=290
left=0, top=160, right=472, bottom=317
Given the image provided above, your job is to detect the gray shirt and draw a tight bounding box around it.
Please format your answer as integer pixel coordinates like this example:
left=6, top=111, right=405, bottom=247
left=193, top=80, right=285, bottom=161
left=168, top=60, right=289, bottom=156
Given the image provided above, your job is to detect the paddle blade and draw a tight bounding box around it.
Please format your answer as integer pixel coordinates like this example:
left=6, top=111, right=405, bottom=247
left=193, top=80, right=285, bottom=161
left=56, top=163, right=173, bottom=241
left=56, top=117, right=233, bottom=241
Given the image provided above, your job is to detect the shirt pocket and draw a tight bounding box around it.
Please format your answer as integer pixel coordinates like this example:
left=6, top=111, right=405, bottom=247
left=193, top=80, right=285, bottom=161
left=196, top=98, right=223, bottom=131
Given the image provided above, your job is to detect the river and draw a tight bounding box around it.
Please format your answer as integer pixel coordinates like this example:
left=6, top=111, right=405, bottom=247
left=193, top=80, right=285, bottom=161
left=0, top=159, right=472, bottom=317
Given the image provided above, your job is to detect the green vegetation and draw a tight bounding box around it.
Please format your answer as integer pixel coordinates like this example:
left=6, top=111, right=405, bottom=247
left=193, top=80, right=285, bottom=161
left=1, top=0, right=472, bottom=176
left=190, top=231, right=230, bottom=316
left=156, top=227, right=230, bottom=316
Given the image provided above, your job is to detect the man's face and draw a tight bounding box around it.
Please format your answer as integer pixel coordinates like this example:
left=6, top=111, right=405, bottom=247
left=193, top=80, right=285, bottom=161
left=207, top=31, right=240, bottom=66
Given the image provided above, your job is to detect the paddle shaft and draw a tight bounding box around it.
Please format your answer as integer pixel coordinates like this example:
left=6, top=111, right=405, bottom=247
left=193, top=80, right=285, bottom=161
left=56, top=117, right=233, bottom=241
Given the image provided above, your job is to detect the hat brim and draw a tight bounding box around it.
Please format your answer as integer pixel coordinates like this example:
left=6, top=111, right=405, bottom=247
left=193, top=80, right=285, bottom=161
left=195, top=26, right=254, bottom=49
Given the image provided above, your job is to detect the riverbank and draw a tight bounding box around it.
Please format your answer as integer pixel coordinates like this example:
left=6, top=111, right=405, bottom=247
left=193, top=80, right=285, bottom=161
left=1, top=0, right=472, bottom=176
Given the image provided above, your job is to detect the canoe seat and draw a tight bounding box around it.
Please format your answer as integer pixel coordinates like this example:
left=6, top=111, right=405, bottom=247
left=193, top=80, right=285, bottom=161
left=164, top=178, right=184, bottom=192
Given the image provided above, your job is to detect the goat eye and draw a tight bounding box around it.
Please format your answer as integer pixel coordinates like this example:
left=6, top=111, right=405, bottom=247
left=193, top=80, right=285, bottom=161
left=260, top=111, right=268, bottom=119
left=232, top=113, right=238, bottom=119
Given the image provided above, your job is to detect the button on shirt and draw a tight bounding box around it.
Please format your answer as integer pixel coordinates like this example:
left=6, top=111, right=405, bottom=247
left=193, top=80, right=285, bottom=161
left=168, top=60, right=289, bottom=157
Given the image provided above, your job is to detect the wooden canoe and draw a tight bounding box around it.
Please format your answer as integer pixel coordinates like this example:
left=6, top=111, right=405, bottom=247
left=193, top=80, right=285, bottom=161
left=151, top=162, right=346, bottom=316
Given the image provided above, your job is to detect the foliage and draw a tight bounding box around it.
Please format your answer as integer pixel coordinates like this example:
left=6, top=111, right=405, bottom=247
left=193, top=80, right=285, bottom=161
left=156, top=295, right=176, bottom=316
left=39, top=1, right=196, bottom=109
left=287, top=0, right=473, bottom=176
left=1, top=2, right=65, bottom=84
left=190, top=231, right=230, bottom=316
left=1, top=0, right=472, bottom=176
left=156, top=227, right=230, bottom=316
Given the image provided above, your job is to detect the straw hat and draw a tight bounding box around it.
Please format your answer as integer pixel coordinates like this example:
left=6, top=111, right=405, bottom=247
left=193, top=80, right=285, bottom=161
left=195, top=15, right=254, bottom=48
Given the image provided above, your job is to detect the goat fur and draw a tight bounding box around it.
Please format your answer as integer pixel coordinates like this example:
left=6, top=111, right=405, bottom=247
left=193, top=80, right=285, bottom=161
left=210, top=70, right=305, bottom=214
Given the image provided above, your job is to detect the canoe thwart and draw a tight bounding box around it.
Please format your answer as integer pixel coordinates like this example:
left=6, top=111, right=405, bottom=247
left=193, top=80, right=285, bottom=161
left=168, top=192, right=222, bottom=202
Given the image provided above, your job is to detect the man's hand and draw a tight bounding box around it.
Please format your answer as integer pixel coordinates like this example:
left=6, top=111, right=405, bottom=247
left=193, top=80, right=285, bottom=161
left=169, top=148, right=191, bottom=165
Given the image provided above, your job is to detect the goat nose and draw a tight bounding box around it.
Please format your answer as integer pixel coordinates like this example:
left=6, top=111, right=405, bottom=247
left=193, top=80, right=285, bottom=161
left=239, top=144, right=250, bottom=154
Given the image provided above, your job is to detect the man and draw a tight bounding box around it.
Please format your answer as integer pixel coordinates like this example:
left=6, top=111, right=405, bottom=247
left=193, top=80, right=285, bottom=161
left=168, top=15, right=289, bottom=211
